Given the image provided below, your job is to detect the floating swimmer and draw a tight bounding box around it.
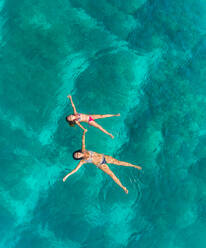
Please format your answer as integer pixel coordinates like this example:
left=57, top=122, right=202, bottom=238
left=63, top=130, right=142, bottom=194
left=66, top=95, right=120, bottom=139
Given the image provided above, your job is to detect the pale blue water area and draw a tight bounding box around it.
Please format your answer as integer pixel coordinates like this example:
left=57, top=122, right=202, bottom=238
left=1, top=0, right=206, bottom=247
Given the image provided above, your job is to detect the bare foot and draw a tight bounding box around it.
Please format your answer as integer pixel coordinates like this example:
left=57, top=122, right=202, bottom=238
left=135, top=165, right=142, bottom=170
left=115, top=113, right=120, bottom=116
left=110, top=134, right=114, bottom=139
left=124, top=187, right=128, bottom=194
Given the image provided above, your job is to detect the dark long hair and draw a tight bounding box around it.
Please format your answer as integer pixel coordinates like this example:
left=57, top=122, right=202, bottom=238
left=65, top=117, right=76, bottom=127
left=72, top=150, right=83, bottom=160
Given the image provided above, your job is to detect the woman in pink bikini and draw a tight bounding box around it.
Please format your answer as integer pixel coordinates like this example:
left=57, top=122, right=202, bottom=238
left=66, top=95, right=120, bottom=138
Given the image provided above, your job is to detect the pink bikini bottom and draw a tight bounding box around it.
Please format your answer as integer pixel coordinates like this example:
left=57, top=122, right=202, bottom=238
left=88, top=116, right=94, bottom=124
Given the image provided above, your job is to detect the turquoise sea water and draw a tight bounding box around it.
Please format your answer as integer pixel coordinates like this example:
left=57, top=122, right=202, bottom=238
left=1, top=0, right=206, bottom=247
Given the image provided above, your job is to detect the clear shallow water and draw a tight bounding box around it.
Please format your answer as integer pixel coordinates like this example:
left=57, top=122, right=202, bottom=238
left=0, top=0, right=206, bottom=247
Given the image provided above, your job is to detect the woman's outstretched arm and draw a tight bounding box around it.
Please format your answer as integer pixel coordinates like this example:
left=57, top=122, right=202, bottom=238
left=76, top=121, right=87, bottom=132
left=63, top=161, right=85, bottom=182
left=81, top=129, right=87, bottom=152
left=67, top=95, right=77, bottom=115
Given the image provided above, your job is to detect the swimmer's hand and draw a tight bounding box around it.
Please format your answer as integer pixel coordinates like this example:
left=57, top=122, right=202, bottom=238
left=67, top=95, right=72, bottom=99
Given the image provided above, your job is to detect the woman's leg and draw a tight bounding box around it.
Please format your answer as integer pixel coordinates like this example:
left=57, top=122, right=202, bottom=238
left=89, top=121, right=114, bottom=138
left=98, top=163, right=128, bottom=194
left=91, top=114, right=120, bottom=120
left=105, top=156, right=142, bottom=170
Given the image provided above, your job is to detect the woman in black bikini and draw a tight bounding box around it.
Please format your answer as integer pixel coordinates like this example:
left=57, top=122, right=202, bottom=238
left=63, top=130, right=142, bottom=194
left=66, top=95, right=120, bottom=139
